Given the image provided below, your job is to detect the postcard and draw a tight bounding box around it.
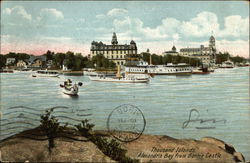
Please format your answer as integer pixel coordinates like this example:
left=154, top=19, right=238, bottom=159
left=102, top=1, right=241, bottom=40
left=0, top=1, right=249, bottom=162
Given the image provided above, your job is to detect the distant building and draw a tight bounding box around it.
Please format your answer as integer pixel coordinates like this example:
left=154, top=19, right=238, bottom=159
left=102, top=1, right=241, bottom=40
left=162, top=46, right=179, bottom=56
left=179, top=36, right=216, bottom=65
left=27, top=55, right=47, bottom=69
left=62, top=59, right=69, bottom=71
left=6, top=58, right=16, bottom=65
left=16, top=60, right=27, bottom=68
left=90, top=32, right=138, bottom=66
left=47, top=60, right=53, bottom=69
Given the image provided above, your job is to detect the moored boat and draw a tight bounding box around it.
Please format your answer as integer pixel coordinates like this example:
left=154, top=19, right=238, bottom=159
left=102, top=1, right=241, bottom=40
left=192, top=67, right=210, bottom=74
left=32, top=70, right=59, bottom=77
left=89, top=65, right=150, bottom=83
left=125, top=62, right=192, bottom=75
left=89, top=73, right=150, bottom=83
left=220, top=60, right=234, bottom=68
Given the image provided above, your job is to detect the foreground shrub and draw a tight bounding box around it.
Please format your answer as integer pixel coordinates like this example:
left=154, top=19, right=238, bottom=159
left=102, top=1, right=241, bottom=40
left=75, top=119, right=138, bottom=163
left=40, top=108, right=64, bottom=153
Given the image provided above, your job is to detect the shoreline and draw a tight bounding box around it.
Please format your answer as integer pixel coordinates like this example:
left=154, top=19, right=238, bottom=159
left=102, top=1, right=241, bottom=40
left=0, top=127, right=246, bottom=162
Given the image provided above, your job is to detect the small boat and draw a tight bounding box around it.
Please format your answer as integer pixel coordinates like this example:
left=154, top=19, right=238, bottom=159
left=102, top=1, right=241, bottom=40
left=60, top=79, right=83, bottom=96
left=32, top=70, right=59, bottom=77
left=89, top=66, right=150, bottom=83
left=220, top=60, right=234, bottom=68
left=192, top=67, right=210, bottom=74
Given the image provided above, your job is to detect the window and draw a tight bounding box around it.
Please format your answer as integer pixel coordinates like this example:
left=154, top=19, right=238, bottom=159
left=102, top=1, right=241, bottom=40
left=117, top=61, right=120, bottom=65
left=121, top=61, right=123, bottom=65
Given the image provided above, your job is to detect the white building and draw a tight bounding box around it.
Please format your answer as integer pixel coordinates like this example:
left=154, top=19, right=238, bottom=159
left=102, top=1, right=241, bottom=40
left=179, top=36, right=216, bottom=65
left=162, top=46, right=179, bottom=56
left=6, top=58, right=16, bottom=65
left=90, top=33, right=138, bottom=66
left=16, top=60, right=27, bottom=68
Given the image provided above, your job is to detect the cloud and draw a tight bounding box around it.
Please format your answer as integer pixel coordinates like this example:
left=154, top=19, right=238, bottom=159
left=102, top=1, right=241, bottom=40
left=180, top=12, right=219, bottom=38
left=37, top=8, right=64, bottom=25
left=36, top=8, right=64, bottom=27
left=172, top=33, right=180, bottom=41
left=219, top=15, right=249, bottom=38
left=2, top=6, right=32, bottom=22
left=96, top=14, right=106, bottom=19
left=113, top=17, right=168, bottom=40
left=107, top=8, right=128, bottom=17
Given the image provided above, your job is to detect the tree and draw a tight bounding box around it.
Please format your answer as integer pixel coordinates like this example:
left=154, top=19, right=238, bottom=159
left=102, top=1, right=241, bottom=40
left=54, top=53, right=66, bottom=68
left=0, top=55, right=6, bottom=69
left=91, top=54, right=116, bottom=69
left=43, top=50, right=54, bottom=61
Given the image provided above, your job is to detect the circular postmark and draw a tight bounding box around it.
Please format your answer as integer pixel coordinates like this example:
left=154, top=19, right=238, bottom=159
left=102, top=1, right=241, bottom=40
left=107, top=104, right=146, bottom=142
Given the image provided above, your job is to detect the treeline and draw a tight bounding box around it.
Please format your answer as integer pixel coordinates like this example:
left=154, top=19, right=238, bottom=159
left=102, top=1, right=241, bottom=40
left=0, top=52, right=30, bottom=68
left=46, top=51, right=116, bottom=70
left=216, top=52, right=249, bottom=64
left=140, top=52, right=202, bottom=66
left=0, top=51, right=116, bottom=70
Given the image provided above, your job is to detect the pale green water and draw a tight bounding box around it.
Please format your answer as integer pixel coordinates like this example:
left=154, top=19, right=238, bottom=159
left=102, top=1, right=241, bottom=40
left=0, top=67, right=249, bottom=160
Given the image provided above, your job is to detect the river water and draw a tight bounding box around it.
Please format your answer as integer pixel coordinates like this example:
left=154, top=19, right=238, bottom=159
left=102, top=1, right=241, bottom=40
left=0, top=67, right=249, bottom=160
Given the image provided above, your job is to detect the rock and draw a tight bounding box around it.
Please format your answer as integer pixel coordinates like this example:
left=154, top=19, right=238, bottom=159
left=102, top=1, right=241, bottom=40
left=201, top=137, right=240, bottom=155
left=0, top=130, right=245, bottom=163
left=201, top=137, right=227, bottom=150
left=233, top=152, right=245, bottom=162
left=0, top=136, right=114, bottom=162
left=225, top=144, right=236, bottom=155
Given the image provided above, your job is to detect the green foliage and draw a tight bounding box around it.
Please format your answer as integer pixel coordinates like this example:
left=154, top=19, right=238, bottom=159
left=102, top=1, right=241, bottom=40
left=216, top=52, right=248, bottom=64
left=43, top=50, right=54, bottom=61
left=91, top=54, right=116, bottom=69
left=90, top=136, right=138, bottom=163
left=75, top=119, right=95, bottom=137
left=0, top=55, right=6, bottom=69
left=216, top=52, right=229, bottom=64
left=141, top=52, right=201, bottom=66
left=75, top=119, right=138, bottom=163
left=54, top=53, right=66, bottom=69
left=40, top=108, right=63, bottom=153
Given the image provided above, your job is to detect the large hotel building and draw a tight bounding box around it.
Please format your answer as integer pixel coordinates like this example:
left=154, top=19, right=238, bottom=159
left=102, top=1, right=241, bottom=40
left=179, top=36, right=217, bottom=65
left=90, top=33, right=138, bottom=66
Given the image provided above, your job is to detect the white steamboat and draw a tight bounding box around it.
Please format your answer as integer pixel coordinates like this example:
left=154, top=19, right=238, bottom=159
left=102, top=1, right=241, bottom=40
left=125, top=61, right=192, bottom=75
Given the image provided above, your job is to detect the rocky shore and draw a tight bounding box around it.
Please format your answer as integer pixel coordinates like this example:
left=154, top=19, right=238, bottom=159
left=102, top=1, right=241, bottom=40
left=0, top=129, right=246, bottom=162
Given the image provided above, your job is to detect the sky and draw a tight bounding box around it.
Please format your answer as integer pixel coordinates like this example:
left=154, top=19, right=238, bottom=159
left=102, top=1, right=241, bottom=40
left=0, top=1, right=249, bottom=57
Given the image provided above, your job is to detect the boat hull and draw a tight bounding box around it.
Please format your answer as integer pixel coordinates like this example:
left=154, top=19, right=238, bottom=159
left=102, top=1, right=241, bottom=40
left=89, top=76, right=149, bottom=83
left=62, top=88, right=78, bottom=96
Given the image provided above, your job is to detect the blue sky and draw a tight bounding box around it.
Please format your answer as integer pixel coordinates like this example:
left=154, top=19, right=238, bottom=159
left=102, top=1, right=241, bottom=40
left=1, top=1, right=249, bottom=57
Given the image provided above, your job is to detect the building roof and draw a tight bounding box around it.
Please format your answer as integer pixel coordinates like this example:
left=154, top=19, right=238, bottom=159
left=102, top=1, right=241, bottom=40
left=91, top=33, right=137, bottom=51
left=27, top=55, right=47, bottom=63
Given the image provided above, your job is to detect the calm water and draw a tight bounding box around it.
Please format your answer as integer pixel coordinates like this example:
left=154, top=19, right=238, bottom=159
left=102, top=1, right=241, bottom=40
left=0, top=67, right=249, bottom=160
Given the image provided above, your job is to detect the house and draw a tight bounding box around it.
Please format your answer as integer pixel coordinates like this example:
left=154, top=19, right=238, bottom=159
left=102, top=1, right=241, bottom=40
left=26, top=55, right=47, bottom=69
left=16, top=60, right=27, bottom=68
left=6, top=58, right=16, bottom=65
left=47, top=60, right=53, bottom=68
